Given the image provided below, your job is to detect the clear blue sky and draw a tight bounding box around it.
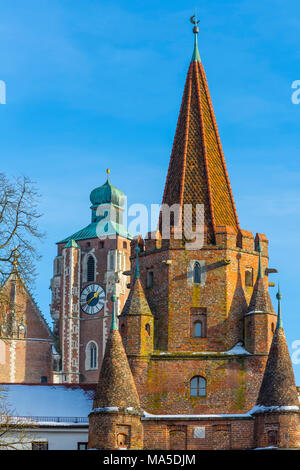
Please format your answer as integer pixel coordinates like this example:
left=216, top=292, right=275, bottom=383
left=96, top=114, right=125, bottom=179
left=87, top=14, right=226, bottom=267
left=1, top=1, right=300, bottom=380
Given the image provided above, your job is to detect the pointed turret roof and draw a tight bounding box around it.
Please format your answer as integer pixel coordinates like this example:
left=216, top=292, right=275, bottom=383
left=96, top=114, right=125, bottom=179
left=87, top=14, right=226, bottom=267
left=247, top=241, right=275, bottom=314
left=92, top=287, right=141, bottom=412
left=254, top=288, right=299, bottom=411
left=160, top=20, right=239, bottom=243
left=64, top=239, right=79, bottom=248
left=121, top=246, right=153, bottom=317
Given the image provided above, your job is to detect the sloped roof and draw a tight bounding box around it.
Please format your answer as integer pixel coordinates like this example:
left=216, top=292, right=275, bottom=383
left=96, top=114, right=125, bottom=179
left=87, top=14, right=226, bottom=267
left=0, top=272, right=53, bottom=340
left=58, top=221, right=132, bottom=244
left=256, top=326, right=299, bottom=409
left=0, top=384, right=95, bottom=423
left=121, top=278, right=153, bottom=317
left=92, top=329, right=141, bottom=411
left=247, top=277, right=275, bottom=314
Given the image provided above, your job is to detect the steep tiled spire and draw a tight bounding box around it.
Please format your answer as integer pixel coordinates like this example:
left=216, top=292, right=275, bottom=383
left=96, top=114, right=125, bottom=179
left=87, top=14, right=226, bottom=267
left=247, top=241, right=275, bottom=314
left=255, top=287, right=299, bottom=410
left=122, top=246, right=153, bottom=317
left=161, top=19, right=239, bottom=243
left=92, top=288, right=141, bottom=411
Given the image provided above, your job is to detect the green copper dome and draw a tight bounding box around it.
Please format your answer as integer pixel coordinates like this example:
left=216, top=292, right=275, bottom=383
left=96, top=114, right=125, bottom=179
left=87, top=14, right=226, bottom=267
left=90, top=179, right=125, bottom=207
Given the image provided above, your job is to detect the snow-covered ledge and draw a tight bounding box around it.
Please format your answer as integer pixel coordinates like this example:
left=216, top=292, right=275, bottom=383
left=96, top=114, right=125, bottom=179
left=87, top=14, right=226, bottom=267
left=142, top=411, right=253, bottom=421
left=250, top=405, right=300, bottom=415
left=157, top=342, right=251, bottom=357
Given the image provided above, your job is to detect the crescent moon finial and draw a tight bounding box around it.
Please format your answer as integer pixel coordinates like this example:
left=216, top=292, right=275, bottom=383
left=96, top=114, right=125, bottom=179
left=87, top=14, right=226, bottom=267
left=190, top=10, right=200, bottom=34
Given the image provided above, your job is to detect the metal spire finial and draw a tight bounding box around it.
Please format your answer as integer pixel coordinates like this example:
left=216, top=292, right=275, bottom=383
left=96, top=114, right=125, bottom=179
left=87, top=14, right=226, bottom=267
left=135, top=245, right=141, bottom=279
left=190, top=11, right=201, bottom=62
left=276, top=284, right=283, bottom=329
left=257, top=239, right=263, bottom=279
left=106, top=168, right=110, bottom=182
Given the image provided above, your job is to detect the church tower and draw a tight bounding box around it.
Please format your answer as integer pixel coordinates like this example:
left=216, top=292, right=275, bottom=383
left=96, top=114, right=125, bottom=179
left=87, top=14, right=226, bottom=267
left=50, top=171, right=132, bottom=383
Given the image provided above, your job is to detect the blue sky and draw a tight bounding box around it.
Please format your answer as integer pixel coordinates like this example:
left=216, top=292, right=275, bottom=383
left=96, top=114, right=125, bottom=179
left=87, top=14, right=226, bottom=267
left=1, top=1, right=300, bottom=379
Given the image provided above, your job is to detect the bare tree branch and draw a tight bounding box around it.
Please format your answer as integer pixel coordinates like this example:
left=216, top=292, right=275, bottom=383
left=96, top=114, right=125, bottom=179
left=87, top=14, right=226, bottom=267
left=0, top=386, right=36, bottom=449
left=0, top=173, right=44, bottom=290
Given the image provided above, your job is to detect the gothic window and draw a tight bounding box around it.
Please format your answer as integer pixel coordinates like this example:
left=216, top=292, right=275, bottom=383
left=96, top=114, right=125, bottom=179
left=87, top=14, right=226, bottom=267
left=87, top=256, right=95, bottom=282
left=193, top=262, right=201, bottom=284
left=271, top=323, right=275, bottom=333
left=145, top=324, right=151, bottom=336
left=85, top=341, right=98, bottom=370
left=190, top=376, right=206, bottom=397
left=147, top=271, right=154, bottom=288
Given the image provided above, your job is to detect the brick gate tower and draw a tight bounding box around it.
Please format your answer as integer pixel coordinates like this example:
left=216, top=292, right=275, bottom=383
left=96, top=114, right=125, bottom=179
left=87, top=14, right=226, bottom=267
left=86, top=16, right=300, bottom=450
left=105, top=17, right=299, bottom=449
left=119, top=16, right=277, bottom=418
left=50, top=171, right=132, bottom=383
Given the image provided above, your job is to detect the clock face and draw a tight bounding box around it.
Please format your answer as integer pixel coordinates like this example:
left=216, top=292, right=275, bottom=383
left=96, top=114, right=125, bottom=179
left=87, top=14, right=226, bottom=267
left=80, top=283, right=105, bottom=315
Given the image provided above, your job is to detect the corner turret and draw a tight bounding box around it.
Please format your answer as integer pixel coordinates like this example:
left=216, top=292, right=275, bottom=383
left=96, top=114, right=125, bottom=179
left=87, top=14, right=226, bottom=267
left=252, top=287, right=300, bottom=448
left=88, top=284, right=143, bottom=450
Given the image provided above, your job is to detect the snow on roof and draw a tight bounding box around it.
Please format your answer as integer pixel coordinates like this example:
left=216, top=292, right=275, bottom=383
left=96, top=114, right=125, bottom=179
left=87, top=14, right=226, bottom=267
left=158, top=342, right=251, bottom=357
left=142, top=411, right=253, bottom=420
left=224, top=342, right=251, bottom=355
left=250, top=405, right=300, bottom=415
left=0, top=384, right=95, bottom=420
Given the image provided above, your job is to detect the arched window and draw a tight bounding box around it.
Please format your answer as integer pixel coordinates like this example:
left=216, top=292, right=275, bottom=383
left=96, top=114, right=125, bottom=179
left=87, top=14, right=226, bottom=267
left=145, top=324, right=151, bottom=336
left=194, top=321, right=202, bottom=338
left=87, top=256, right=95, bottom=282
left=193, top=262, right=201, bottom=284
left=190, top=376, right=206, bottom=397
left=85, top=341, right=98, bottom=370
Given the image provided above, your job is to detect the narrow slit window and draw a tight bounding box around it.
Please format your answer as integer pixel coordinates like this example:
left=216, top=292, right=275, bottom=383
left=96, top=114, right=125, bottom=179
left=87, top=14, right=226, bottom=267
left=193, top=262, right=201, bottom=284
